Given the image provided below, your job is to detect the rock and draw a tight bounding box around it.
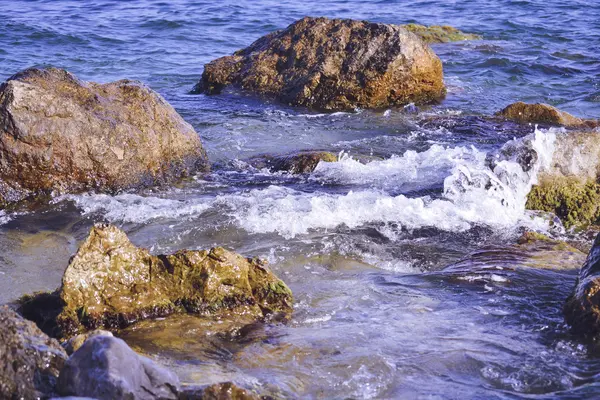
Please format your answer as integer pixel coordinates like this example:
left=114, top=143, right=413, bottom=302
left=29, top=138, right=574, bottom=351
left=564, top=233, right=600, bottom=337
left=57, top=335, right=179, bottom=400
left=0, top=305, right=68, bottom=399
left=0, top=67, right=209, bottom=206
left=526, top=177, right=600, bottom=228
left=496, top=102, right=598, bottom=128
left=402, top=24, right=481, bottom=43
left=525, top=130, right=600, bottom=227
left=249, top=151, right=337, bottom=174
left=63, top=329, right=114, bottom=355
left=195, top=17, right=445, bottom=111
left=178, top=382, right=262, bottom=400
left=21, top=224, right=293, bottom=339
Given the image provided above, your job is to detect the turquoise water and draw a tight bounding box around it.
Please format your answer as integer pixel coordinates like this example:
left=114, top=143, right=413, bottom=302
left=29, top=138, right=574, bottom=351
left=1, top=1, right=600, bottom=398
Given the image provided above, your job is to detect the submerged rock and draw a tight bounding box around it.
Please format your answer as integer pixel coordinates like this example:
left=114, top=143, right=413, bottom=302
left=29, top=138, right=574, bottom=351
left=249, top=151, right=337, bottom=174
left=57, top=335, right=179, bottom=400
left=402, top=24, right=481, bottom=43
left=195, top=16, right=445, bottom=111
left=496, top=102, right=598, bottom=128
left=0, top=67, right=209, bottom=206
left=63, top=329, right=114, bottom=355
left=20, top=224, right=293, bottom=339
left=179, top=382, right=262, bottom=400
left=525, top=130, right=600, bottom=228
left=0, top=306, right=68, bottom=399
left=564, top=234, right=600, bottom=337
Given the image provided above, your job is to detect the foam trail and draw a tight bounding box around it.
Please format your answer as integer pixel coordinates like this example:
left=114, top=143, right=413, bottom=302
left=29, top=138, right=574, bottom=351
left=312, top=145, right=485, bottom=191
left=62, top=128, right=557, bottom=238
left=58, top=193, right=211, bottom=223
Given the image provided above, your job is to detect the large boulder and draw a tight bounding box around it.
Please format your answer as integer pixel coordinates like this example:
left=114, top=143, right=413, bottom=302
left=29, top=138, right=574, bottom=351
left=564, top=234, right=600, bottom=336
left=195, top=16, right=445, bottom=111
left=57, top=335, right=179, bottom=400
left=20, top=224, right=293, bottom=340
left=0, top=306, right=68, bottom=399
left=0, top=67, right=209, bottom=206
left=525, top=131, right=600, bottom=227
left=402, top=24, right=481, bottom=43
left=496, top=102, right=598, bottom=128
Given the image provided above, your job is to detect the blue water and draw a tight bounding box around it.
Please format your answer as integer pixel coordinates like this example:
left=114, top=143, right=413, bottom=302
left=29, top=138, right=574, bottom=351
left=1, top=1, right=600, bottom=398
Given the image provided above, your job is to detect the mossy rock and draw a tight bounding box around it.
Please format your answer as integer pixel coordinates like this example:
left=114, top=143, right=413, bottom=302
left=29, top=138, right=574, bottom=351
left=402, top=23, right=481, bottom=43
left=19, top=224, right=293, bottom=340
left=526, top=177, right=600, bottom=228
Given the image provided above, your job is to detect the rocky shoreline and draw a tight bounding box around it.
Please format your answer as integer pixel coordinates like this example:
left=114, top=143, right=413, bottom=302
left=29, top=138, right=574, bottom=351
left=1, top=15, right=599, bottom=399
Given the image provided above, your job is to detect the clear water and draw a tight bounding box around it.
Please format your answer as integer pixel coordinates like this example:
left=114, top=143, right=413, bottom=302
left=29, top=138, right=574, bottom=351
left=1, top=1, right=600, bottom=398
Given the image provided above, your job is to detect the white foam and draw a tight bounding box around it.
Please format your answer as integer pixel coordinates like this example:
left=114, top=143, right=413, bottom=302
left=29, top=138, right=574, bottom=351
left=62, top=128, right=558, bottom=239
left=312, top=145, right=485, bottom=191
left=0, top=210, right=11, bottom=225
left=58, top=193, right=211, bottom=223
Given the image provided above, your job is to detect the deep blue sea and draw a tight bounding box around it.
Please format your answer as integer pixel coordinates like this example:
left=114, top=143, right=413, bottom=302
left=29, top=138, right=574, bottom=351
left=1, top=1, right=600, bottom=398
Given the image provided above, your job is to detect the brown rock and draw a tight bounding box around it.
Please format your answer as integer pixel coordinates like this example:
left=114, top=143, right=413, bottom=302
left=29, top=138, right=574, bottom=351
left=496, top=102, right=598, bottom=127
left=0, top=67, right=209, bottom=206
left=249, top=151, right=337, bottom=174
left=20, top=224, right=293, bottom=340
left=195, top=17, right=445, bottom=111
left=0, top=306, right=68, bottom=399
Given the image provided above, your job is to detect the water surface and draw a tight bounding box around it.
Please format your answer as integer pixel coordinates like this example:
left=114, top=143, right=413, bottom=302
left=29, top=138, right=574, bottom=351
left=1, top=1, right=600, bottom=398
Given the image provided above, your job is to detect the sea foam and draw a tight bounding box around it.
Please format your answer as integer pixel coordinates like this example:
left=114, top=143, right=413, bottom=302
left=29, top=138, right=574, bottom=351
left=61, top=127, right=557, bottom=238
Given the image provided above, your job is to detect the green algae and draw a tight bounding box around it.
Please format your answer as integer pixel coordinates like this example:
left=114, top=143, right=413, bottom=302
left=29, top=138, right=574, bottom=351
left=19, top=224, right=294, bottom=340
left=403, top=24, right=481, bottom=43
left=526, top=178, right=600, bottom=228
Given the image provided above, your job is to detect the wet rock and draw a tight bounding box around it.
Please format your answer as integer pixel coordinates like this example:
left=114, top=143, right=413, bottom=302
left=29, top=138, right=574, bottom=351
left=178, top=382, right=262, bottom=400
left=249, top=151, right=337, bottom=174
left=195, top=17, right=445, bottom=111
left=0, top=67, right=209, bottom=206
left=564, top=233, right=600, bottom=337
left=0, top=305, right=68, bottom=399
left=57, top=335, right=179, bottom=400
left=526, top=177, right=600, bottom=228
left=63, top=329, right=113, bottom=355
left=496, top=102, right=598, bottom=128
left=525, top=131, right=600, bottom=228
left=21, top=223, right=293, bottom=339
left=402, top=24, right=481, bottom=43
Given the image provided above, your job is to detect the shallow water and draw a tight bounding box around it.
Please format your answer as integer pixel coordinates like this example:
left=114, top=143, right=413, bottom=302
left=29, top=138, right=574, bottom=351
left=1, top=0, right=600, bottom=398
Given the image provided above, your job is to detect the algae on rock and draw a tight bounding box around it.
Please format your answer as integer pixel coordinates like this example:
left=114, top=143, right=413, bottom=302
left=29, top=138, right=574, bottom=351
left=402, top=24, right=481, bottom=43
left=525, top=130, right=600, bottom=228
left=526, top=178, right=600, bottom=228
left=20, top=224, right=293, bottom=340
